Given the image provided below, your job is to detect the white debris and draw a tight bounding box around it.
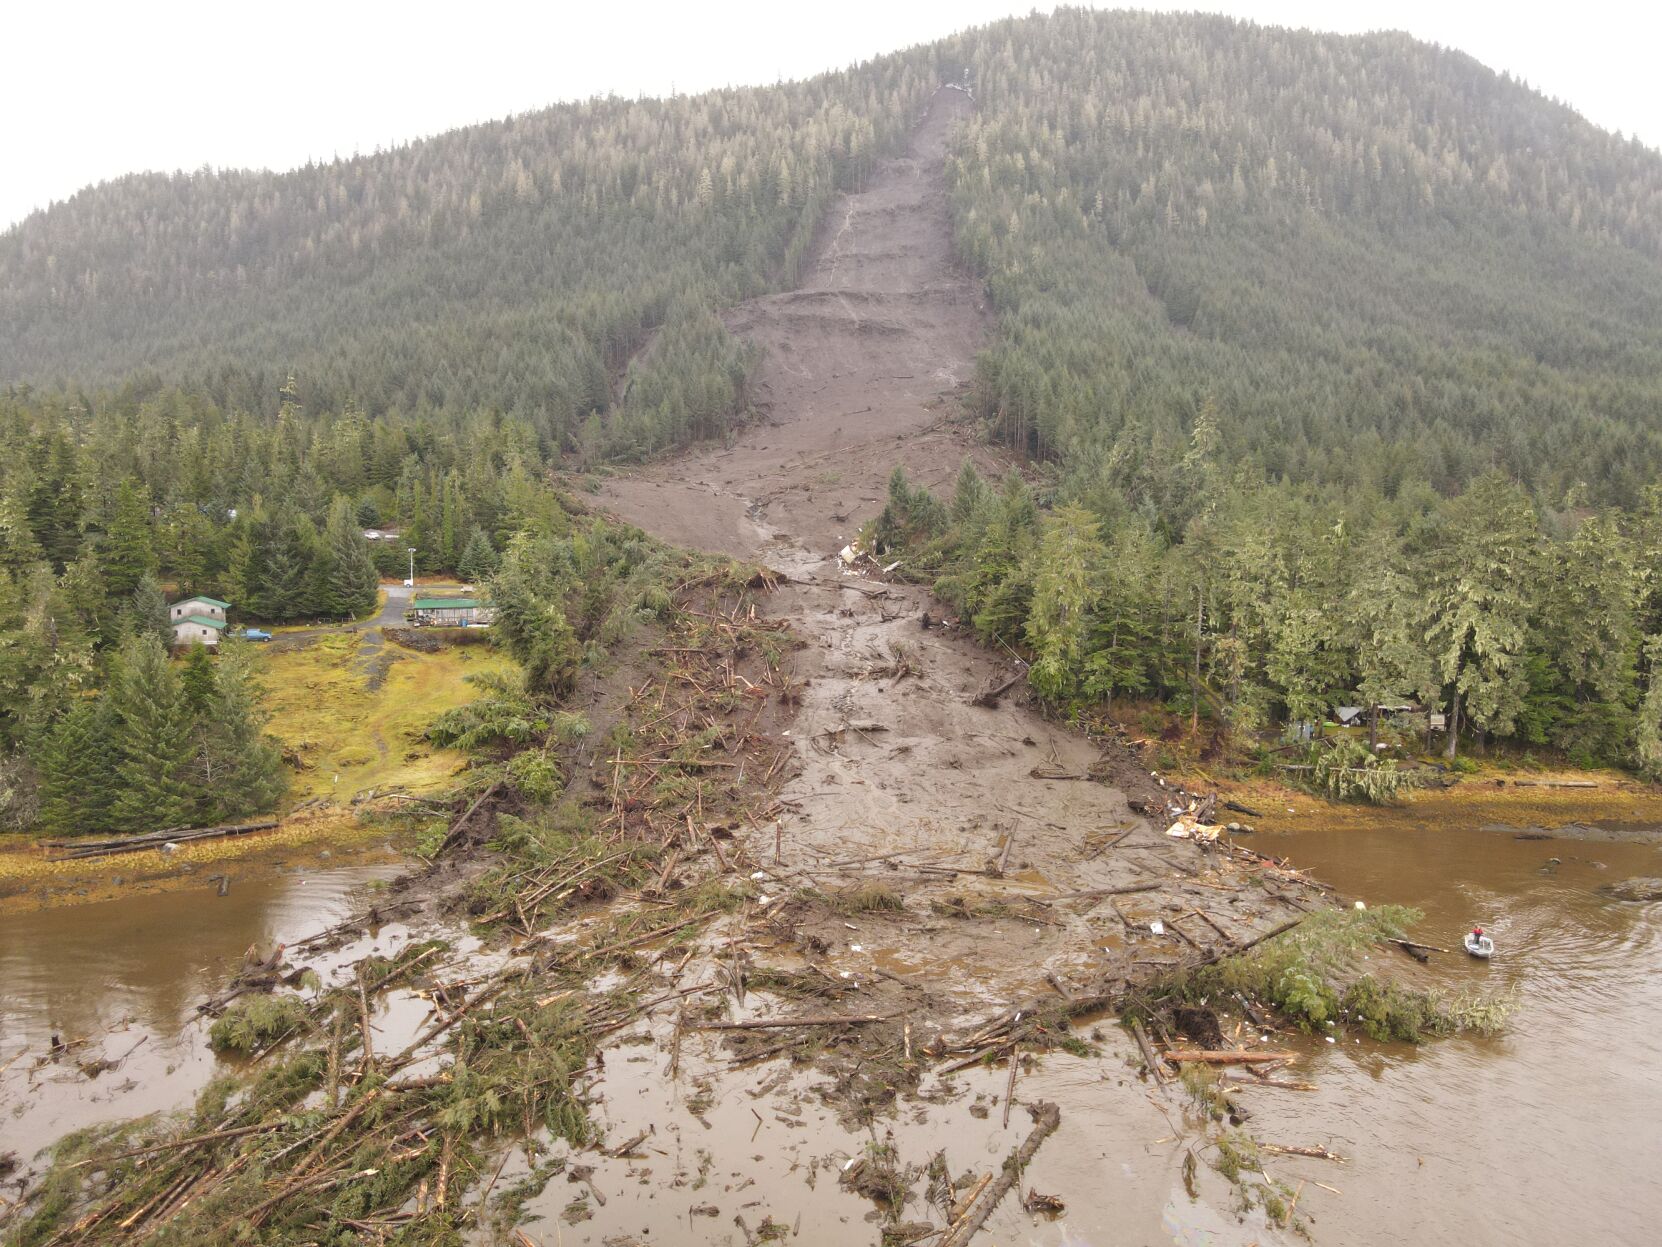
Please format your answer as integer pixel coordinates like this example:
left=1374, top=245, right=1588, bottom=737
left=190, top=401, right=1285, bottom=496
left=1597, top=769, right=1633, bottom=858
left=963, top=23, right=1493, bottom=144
left=1150, top=920, right=1165, bottom=936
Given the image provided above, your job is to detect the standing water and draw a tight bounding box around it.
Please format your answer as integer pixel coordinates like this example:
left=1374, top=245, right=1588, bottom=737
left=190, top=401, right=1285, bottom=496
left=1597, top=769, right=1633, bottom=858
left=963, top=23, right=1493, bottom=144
left=1246, top=817, right=1662, bottom=1244
left=0, top=866, right=400, bottom=1162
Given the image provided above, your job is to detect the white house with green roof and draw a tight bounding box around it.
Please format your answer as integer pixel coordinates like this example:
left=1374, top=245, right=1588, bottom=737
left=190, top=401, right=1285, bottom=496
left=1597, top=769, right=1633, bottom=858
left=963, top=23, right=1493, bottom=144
left=406, top=595, right=490, bottom=627
left=169, top=595, right=230, bottom=648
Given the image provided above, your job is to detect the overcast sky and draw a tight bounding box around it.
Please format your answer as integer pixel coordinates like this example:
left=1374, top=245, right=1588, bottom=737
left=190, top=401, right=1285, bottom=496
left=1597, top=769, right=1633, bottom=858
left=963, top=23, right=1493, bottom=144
left=5, top=1, right=1658, bottom=230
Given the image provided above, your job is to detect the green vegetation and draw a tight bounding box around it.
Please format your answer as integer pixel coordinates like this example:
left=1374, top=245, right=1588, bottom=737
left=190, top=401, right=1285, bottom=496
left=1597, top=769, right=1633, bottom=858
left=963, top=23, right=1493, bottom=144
left=260, top=631, right=512, bottom=800
left=207, top=994, right=311, bottom=1055
left=1302, top=737, right=1420, bottom=804
left=1, top=68, right=934, bottom=454
left=1152, top=906, right=1513, bottom=1041
left=878, top=458, right=1662, bottom=774
left=33, top=635, right=283, bottom=836
left=5, top=516, right=794, bottom=1244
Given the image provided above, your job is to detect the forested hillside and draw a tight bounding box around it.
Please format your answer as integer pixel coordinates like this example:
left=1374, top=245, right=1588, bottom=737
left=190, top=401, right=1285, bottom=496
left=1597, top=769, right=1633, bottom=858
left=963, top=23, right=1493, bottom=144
left=6, top=7, right=1662, bottom=806
left=946, top=10, right=1662, bottom=504
left=1, top=68, right=936, bottom=458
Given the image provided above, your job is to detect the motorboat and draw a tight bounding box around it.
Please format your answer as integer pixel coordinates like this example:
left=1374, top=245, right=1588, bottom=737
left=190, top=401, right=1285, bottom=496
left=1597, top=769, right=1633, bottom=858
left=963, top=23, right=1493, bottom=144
left=1464, top=928, right=1494, bottom=959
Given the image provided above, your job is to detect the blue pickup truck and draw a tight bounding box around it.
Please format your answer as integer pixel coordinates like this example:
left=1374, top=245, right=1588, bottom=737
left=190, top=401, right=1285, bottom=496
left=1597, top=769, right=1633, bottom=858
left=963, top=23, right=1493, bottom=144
left=237, top=627, right=273, bottom=642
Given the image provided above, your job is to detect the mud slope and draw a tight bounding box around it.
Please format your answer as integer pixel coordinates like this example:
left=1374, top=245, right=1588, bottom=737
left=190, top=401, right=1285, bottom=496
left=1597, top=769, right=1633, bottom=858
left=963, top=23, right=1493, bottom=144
left=601, top=86, right=990, bottom=558
left=601, top=87, right=1301, bottom=1015
left=576, top=90, right=1329, bottom=1246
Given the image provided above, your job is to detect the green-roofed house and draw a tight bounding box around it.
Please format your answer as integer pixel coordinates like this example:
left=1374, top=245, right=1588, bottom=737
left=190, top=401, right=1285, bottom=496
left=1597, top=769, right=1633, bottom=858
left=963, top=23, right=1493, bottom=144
left=406, top=596, right=491, bottom=627
left=170, top=595, right=230, bottom=648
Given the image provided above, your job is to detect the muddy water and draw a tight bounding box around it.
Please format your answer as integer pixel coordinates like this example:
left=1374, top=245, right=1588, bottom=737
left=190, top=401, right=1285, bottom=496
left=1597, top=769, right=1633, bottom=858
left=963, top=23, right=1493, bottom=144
left=0, top=865, right=399, bottom=1161
left=1243, top=818, right=1662, bottom=1245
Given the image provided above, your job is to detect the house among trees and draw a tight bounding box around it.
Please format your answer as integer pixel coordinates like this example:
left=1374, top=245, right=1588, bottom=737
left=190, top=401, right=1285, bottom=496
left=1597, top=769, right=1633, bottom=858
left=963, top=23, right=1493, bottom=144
left=169, top=595, right=230, bottom=648
left=406, top=595, right=490, bottom=627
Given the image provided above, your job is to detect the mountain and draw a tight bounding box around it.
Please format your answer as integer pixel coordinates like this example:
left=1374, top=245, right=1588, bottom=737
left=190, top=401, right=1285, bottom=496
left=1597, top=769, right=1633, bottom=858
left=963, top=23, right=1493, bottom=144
left=6, top=9, right=1662, bottom=499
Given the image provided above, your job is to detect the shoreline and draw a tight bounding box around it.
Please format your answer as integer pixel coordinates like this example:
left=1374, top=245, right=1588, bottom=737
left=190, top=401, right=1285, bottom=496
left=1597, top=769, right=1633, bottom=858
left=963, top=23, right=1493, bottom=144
left=0, top=806, right=409, bottom=915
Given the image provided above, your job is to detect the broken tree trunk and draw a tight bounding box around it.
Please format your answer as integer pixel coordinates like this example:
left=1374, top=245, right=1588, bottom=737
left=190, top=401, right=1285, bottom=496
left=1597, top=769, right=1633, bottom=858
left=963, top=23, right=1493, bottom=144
left=45, top=820, right=281, bottom=861
left=970, top=672, right=1024, bottom=708
left=434, top=779, right=503, bottom=858
left=941, top=1101, right=1062, bottom=1247
left=693, top=1011, right=899, bottom=1031
left=1164, top=1049, right=1297, bottom=1064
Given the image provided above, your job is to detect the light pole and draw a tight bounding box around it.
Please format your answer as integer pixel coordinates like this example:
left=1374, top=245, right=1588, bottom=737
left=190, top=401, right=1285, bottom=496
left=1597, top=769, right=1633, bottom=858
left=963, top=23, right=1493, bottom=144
left=407, top=547, right=416, bottom=585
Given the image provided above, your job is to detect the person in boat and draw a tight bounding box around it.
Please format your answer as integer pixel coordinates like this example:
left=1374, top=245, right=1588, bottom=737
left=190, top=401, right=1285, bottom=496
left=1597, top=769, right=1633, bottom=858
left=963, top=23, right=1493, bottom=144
left=1471, top=926, right=1485, bottom=948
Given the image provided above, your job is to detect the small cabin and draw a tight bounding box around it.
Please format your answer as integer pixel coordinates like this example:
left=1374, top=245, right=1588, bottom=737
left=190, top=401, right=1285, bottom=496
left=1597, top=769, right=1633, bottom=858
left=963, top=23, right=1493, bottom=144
left=170, top=595, right=228, bottom=624
left=169, top=596, right=230, bottom=648
left=407, top=596, right=489, bottom=627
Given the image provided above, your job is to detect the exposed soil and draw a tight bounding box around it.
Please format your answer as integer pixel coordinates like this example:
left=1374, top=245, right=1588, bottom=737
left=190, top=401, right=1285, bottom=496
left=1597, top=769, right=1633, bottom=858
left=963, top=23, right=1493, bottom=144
left=570, top=85, right=1329, bottom=1243
left=600, top=86, right=1001, bottom=558
left=600, top=84, right=1305, bottom=1032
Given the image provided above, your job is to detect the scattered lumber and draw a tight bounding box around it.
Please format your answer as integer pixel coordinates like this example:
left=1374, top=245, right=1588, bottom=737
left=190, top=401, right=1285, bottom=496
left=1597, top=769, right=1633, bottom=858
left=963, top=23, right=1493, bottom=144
left=1182, top=917, right=1306, bottom=973
left=1044, top=882, right=1162, bottom=901
left=433, top=779, right=502, bottom=858
left=1223, top=1072, right=1318, bottom=1092
left=1387, top=936, right=1448, bottom=963
left=1506, top=779, right=1597, bottom=789
left=1128, top=1018, right=1169, bottom=1087
left=44, top=820, right=280, bottom=861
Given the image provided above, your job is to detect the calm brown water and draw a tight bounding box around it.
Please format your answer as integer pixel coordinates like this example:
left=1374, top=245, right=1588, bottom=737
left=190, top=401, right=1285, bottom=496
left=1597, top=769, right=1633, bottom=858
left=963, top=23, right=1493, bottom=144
left=0, top=866, right=400, bottom=1159
left=1244, top=818, right=1662, bottom=1245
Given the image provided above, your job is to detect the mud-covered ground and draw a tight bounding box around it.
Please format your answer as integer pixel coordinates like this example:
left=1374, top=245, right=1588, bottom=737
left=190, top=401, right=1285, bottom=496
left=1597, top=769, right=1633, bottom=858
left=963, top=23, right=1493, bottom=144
left=580, top=85, right=1335, bottom=1243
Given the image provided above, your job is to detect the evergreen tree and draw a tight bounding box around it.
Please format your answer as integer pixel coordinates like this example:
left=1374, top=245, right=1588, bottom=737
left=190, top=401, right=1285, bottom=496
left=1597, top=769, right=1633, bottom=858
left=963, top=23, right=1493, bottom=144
left=26, top=433, right=83, bottom=572
left=1343, top=530, right=1437, bottom=750
left=107, top=634, right=196, bottom=830
left=950, top=459, right=992, bottom=526
left=1419, top=476, right=1540, bottom=758
left=1026, top=504, right=1106, bottom=706
left=1634, top=636, right=1662, bottom=780
left=129, top=573, right=173, bottom=647
left=188, top=640, right=286, bottom=820
left=0, top=485, right=43, bottom=575
left=320, top=495, right=379, bottom=618
left=100, top=479, right=157, bottom=603
left=457, top=526, right=500, bottom=584
left=35, top=696, right=119, bottom=836
left=181, top=642, right=217, bottom=713
left=492, top=535, right=582, bottom=698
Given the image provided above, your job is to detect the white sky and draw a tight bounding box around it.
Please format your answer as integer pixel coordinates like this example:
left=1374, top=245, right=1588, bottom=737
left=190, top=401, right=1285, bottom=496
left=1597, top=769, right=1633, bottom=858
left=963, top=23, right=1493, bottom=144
left=4, top=1, right=1659, bottom=230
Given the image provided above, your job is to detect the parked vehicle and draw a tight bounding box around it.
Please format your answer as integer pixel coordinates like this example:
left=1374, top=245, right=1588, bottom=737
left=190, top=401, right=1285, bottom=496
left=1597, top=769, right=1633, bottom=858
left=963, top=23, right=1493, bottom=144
left=239, top=627, right=273, bottom=642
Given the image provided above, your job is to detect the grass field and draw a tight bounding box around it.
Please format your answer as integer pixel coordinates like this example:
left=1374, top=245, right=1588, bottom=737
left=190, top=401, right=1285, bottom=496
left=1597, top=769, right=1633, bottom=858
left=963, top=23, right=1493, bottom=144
left=261, top=631, right=511, bottom=800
